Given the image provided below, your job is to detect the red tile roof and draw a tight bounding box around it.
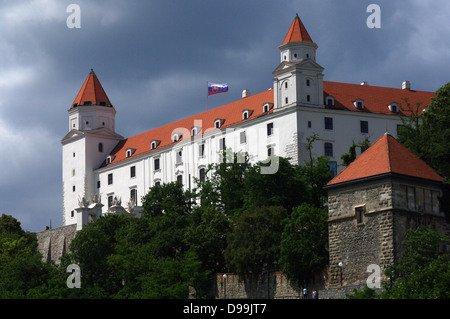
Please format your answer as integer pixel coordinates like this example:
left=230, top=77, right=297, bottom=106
left=323, top=81, right=435, bottom=116
left=327, top=133, right=443, bottom=186
left=93, top=77, right=434, bottom=169
left=71, top=69, right=113, bottom=108
left=102, top=89, right=275, bottom=167
left=282, top=13, right=313, bottom=44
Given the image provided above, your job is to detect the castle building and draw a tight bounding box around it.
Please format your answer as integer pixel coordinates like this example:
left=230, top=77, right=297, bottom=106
left=326, top=133, right=446, bottom=288
left=61, top=14, right=436, bottom=230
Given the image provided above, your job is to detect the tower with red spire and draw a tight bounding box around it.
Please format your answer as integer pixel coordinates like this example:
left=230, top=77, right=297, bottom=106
left=273, top=13, right=324, bottom=109
left=61, top=70, right=123, bottom=228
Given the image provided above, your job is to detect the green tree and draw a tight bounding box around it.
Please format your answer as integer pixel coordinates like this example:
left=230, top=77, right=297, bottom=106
left=243, top=156, right=308, bottom=214
left=340, top=139, right=371, bottom=167
left=0, top=214, right=55, bottom=298
left=279, top=203, right=328, bottom=285
left=382, top=226, right=450, bottom=299
left=141, top=181, right=194, bottom=218
left=62, top=213, right=133, bottom=297
left=197, top=150, right=252, bottom=219
left=299, top=134, right=333, bottom=208
left=224, top=206, right=287, bottom=275
left=108, top=183, right=211, bottom=298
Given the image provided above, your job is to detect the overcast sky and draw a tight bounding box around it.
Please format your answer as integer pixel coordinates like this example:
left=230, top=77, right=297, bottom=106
left=1, top=0, right=449, bottom=232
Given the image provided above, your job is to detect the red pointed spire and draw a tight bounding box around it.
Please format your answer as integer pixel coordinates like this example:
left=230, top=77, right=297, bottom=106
left=282, top=13, right=313, bottom=44
left=71, top=69, right=113, bottom=108
left=327, top=133, right=443, bottom=186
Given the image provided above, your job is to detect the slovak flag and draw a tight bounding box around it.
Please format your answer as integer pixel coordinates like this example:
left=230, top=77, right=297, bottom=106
left=208, top=83, right=228, bottom=96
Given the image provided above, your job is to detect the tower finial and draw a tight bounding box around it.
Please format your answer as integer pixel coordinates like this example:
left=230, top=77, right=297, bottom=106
left=90, top=68, right=95, bottom=75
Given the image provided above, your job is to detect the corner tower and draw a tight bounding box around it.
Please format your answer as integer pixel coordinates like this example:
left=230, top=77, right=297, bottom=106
left=61, top=70, right=123, bottom=228
left=273, top=14, right=324, bottom=109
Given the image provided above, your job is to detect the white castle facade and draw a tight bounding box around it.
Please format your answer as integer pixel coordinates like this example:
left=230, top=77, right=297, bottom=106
left=61, top=14, right=435, bottom=230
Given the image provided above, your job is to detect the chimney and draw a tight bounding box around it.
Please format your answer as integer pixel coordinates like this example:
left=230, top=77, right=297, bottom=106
left=242, top=89, right=251, bottom=98
left=402, top=81, right=411, bottom=90
left=360, top=81, right=368, bottom=86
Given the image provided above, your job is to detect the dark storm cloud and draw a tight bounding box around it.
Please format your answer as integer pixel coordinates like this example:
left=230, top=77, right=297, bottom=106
left=0, top=0, right=449, bottom=231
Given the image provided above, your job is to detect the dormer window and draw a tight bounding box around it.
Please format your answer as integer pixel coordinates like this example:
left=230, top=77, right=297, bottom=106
left=325, top=96, right=335, bottom=107
left=242, top=109, right=253, bottom=120
left=172, top=133, right=182, bottom=143
left=106, top=155, right=115, bottom=164
left=191, top=126, right=201, bottom=137
left=126, top=148, right=136, bottom=158
left=151, top=140, right=161, bottom=150
left=263, top=102, right=273, bottom=113
left=215, top=119, right=224, bottom=129
left=388, top=102, right=399, bottom=113
left=353, top=99, right=364, bottom=110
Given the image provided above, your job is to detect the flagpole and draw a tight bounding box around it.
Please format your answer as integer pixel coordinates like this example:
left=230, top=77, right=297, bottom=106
left=206, top=81, right=209, bottom=110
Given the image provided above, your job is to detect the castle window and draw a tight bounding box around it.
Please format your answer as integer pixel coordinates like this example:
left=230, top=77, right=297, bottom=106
left=285, top=97, right=289, bottom=104
left=98, top=143, right=103, bottom=152
left=328, top=161, right=337, bottom=178
left=199, top=143, right=205, bottom=157
left=106, top=155, right=115, bottom=164
left=130, top=188, right=137, bottom=205
left=173, top=133, right=182, bottom=143
left=324, top=117, right=333, bottom=130
left=263, top=103, right=273, bottom=113
left=285, top=82, right=288, bottom=89
left=240, top=131, right=246, bottom=144
left=219, top=137, right=226, bottom=150
left=360, top=120, right=369, bottom=133
left=108, top=173, right=113, bottom=185
left=326, top=96, right=335, bottom=106
left=130, top=166, right=136, bottom=178
left=353, top=99, right=364, bottom=109
left=108, top=195, right=113, bottom=208
left=307, top=95, right=311, bottom=102
left=177, top=174, right=183, bottom=185
left=215, top=119, right=224, bottom=129
left=199, top=167, right=206, bottom=182
left=176, top=149, right=183, bottom=164
left=355, top=205, right=365, bottom=224
left=97, top=181, right=100, bottom=188
left=154, top=158, right=160, bottom=170
left=308, top=121, right=312, bottom=128
left=151, top=140, right=161, bottom=150
left=267, top=145, right=274, bottom=157
left=388, top=103, right=399, bottom=113
left=324, top=142, right=333, bottom=157
left=126, top=148, right=136, bottom=158
left=73, top=185, right=76, bottom=192
left=71, top=210, right=74, bottom=218
left=306, top=79, right=310, bottom=86
left=243, top=111, right=248, bottom=120
left=267, top=122, right=274, bottom=136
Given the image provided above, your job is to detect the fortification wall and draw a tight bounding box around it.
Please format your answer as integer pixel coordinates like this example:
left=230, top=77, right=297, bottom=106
left=35, top=224, right=77, bottom=264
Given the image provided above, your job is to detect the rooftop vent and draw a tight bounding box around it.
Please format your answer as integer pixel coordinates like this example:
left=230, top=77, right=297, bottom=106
left=402, top=81, right=411, bottom=90
left=242, top=89, right=251, bottom=98
left=361, top=81, right=368, bottom=86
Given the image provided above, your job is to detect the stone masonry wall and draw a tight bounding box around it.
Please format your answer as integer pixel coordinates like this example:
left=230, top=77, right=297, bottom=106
left=327, top=182, right=395, bottom=287
left=35, top=224, right=77, bottom=264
